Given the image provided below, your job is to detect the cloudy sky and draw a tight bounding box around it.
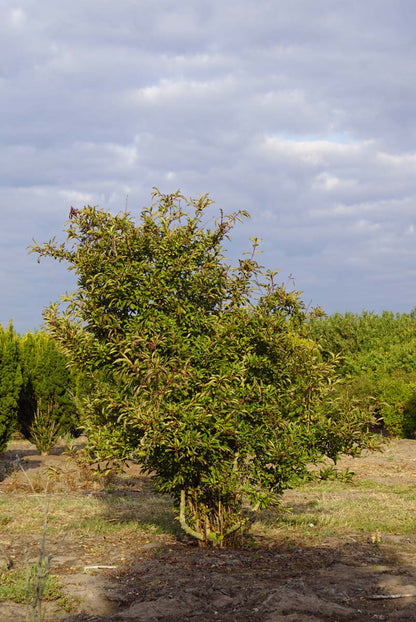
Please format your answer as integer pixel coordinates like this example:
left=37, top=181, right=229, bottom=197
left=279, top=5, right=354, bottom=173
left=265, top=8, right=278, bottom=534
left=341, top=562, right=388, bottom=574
left=2, top=0, right=416, bottom=332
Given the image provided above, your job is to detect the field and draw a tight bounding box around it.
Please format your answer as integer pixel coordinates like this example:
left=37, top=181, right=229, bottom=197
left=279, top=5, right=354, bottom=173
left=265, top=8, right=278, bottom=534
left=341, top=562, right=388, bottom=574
left=0, top=438, right=416, bottom=621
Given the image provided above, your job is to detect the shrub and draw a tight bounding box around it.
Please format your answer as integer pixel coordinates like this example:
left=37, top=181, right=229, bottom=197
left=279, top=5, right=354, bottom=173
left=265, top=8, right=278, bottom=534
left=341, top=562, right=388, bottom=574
left=18, top=332, right=79, bottom=439
left=401, top=394, right=416, bottom=439
left=29, top=399, right=61, bottom=455
left=0, top=322, right=22, bottom=453
left=31, top=189, right=376, bottom=547
left=309, top=311, right=416, bottom=437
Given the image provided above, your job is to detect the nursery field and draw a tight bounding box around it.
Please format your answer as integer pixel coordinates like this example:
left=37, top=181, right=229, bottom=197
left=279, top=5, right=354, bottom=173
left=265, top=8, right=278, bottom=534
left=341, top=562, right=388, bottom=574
left=0, top=438, right=416, bottom=621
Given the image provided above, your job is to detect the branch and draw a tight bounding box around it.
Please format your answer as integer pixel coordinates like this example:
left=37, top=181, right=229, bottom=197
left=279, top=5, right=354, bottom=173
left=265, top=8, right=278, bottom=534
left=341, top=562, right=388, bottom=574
left=179, top=490, right=204, bottom=542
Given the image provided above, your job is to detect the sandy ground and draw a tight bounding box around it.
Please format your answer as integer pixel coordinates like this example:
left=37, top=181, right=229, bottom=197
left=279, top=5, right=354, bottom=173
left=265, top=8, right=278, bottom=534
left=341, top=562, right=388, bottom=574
left=0, top=438, right=416, bottom=621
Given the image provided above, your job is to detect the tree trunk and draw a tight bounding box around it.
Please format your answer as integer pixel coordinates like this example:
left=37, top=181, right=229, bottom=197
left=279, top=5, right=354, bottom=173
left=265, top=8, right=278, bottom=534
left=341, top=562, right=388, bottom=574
left=179, top=489, right=245, bottom=548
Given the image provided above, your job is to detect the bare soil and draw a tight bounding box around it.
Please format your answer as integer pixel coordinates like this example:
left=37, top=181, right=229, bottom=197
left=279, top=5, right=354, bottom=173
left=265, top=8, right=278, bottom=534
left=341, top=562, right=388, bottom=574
left=1, top=439, right=416, bottom=621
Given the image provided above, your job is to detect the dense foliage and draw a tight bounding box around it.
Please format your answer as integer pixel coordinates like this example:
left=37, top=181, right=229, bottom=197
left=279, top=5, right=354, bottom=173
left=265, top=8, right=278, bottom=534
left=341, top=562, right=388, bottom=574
left=309, top=310, right=416, bottom=437
left=0, top=323, right=22, bottom=452
left=0, top=324, right=79, bottom=454
left=31, top=190, right=376, bottom=547
left=18, top=331, right=79, bottom=441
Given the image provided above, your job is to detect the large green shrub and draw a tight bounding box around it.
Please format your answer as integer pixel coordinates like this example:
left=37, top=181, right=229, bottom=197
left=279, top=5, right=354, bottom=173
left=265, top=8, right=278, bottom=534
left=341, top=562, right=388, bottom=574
left=31, top=189, right=376, bottom=546
left=309, top=311, right=416, bottom=437
left=401, top=394, right=416, bottom=438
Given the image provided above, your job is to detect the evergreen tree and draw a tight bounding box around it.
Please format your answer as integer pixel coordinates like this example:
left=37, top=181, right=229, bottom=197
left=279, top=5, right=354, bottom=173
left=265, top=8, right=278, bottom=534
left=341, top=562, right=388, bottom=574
left=0, top=322, right=22, bottom=452
left=18, top=331, right=79, bottom=439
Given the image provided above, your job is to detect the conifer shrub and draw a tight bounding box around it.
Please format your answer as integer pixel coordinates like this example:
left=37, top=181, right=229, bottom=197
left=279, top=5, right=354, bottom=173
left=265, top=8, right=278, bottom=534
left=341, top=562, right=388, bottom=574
left=0, top=322, right=22, bottom=453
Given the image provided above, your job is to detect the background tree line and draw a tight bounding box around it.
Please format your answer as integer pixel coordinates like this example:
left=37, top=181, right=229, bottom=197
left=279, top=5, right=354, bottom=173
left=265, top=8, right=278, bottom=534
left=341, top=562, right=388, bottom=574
left=2, top=308, right=416, bottom=457
left=0, top=322, right=80, bottom=453
left=308, top=310, right=416, bottom=438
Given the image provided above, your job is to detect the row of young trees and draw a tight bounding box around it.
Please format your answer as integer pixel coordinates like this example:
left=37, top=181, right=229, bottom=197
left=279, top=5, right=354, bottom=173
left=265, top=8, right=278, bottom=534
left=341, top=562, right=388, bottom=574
left=0, top=323, right=79, bottom=453
left=308, top=310, right=416, bottom=437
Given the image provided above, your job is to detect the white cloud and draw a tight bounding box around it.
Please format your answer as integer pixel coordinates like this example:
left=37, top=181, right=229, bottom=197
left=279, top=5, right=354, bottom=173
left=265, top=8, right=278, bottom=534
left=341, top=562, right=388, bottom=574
left=7, top=8, right=27, bottom=29
left=58, top=189, right=95, bottom=205
left=260, top=136, right=368, bottom=166
left=312, top=172, right=357, bottom=192
left=131, top=75, right=237, bottom=107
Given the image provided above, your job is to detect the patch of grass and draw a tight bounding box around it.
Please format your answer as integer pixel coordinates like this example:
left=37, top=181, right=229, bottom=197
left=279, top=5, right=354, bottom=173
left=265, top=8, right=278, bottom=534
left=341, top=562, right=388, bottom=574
left=3, top=438, right=416, bottom=571
left=0, top=494, right=101, bottom=535
left=104, top=492, right=179, bottom=534
left=0, top=566, right=63, bottom=604
left=252, top=478, right=416, bottom=541
left=0, top=515, right=11, bottom=526
left=0, top=486, right=178, bottom=543
left=69, top=492, right=179, bottom=537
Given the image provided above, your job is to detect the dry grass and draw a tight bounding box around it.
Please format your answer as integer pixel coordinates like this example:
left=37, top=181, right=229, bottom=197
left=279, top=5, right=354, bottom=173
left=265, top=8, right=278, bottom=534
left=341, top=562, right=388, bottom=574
left=1, top=438, right=416, bottom=546
left=252, top=473, right=416, bottom=543
left=0, top=487, right=178, bottom=543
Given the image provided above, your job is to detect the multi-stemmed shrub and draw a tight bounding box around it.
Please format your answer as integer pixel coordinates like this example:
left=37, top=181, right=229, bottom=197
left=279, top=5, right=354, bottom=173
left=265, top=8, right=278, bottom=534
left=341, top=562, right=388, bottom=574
left=31, top=189, right=376, bottom=546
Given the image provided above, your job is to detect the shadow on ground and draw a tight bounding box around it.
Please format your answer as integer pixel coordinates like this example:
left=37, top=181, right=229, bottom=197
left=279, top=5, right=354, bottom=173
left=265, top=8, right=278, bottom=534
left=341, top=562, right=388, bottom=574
left=59, top=533, right=416, bottom=622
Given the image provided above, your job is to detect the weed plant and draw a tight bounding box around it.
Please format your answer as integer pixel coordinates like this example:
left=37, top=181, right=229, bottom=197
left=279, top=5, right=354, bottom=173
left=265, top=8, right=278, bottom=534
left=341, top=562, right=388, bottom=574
left=29, top=400, right=61, bottom=456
